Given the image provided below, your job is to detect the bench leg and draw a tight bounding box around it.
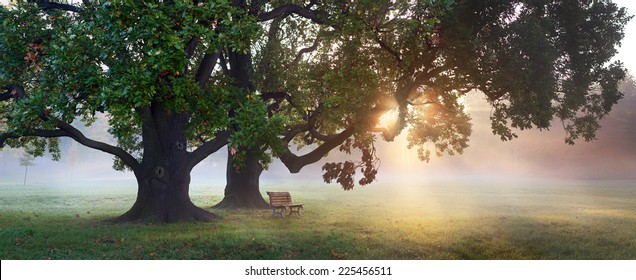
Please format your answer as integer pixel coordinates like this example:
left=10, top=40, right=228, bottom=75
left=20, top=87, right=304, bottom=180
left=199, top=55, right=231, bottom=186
left=288, top=206, right=303, bottom=217
left=272, top=207, right=285, bottom=218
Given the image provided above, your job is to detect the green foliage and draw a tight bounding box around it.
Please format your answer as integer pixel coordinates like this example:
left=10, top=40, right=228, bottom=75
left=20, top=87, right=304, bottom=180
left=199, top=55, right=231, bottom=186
left=1, top=0, right=631, bottom=193
left=322, top=135, right=380, bottom=190
left=250, top=1, right=464, bottom=189
left=247, top=0, right=630, bottom=190
left=227, top=92, right=287, bottom=169
left=0, top=1, right=271, bottom=168
left=444, top=0, right=630, bottom=144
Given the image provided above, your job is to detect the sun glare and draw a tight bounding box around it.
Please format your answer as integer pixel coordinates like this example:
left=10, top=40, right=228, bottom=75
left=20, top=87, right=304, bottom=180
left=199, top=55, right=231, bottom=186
left=378, top=108, right=399, bottom=130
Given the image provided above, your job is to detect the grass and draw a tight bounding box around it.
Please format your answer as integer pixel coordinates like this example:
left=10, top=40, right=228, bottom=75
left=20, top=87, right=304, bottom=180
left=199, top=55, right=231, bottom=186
left=1, top=179, right=635, bottom=259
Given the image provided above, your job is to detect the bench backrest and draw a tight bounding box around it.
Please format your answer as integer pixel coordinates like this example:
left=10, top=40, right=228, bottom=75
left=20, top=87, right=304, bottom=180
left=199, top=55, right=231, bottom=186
left=267, top=191, right=292, bottom=207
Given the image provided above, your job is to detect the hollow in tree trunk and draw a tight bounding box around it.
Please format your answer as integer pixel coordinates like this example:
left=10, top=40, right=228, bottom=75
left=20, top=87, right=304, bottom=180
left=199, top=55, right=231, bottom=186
left=214, top=148, right=269, bottom=209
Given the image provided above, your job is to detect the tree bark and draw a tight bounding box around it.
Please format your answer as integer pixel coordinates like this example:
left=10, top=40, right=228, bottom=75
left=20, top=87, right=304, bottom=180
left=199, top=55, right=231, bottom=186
left=114, top=164, right=218, bottom=223
left=214, top=148, right=269, bottom=209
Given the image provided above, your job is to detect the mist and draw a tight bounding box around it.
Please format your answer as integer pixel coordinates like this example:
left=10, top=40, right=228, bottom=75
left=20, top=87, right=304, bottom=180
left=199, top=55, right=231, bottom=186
left=2, top=88, right=635, bottom=188
left=3, top=0, right=636, bottom=190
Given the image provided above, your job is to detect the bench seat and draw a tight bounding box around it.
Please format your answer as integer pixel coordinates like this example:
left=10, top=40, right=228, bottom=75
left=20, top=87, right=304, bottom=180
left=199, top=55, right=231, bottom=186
left=267, top=191, right=303, bottom=217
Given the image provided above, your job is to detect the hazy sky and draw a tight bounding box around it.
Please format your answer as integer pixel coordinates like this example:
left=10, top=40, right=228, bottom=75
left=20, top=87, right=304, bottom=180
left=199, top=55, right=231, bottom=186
left=613, top=0, right=636, bottom=73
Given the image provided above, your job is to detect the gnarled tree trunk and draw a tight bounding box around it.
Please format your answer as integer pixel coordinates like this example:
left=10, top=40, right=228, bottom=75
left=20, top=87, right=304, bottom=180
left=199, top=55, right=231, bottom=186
left=114, top=159, right=218, bottom=223
left=214, top=148, right=269, bottom=209
left=114, top=104, right=219, bottom=223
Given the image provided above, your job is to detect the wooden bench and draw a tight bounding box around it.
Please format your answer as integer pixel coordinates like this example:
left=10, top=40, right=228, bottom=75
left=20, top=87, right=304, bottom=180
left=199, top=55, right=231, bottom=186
left=267, top=191, right=303, bottom=218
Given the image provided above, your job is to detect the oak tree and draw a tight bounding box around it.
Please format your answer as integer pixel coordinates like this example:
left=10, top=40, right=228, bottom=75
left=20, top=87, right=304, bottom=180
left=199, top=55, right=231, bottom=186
left=0, top=0, right=285, bottom=222
left=215, top=0, right=630, bottom=208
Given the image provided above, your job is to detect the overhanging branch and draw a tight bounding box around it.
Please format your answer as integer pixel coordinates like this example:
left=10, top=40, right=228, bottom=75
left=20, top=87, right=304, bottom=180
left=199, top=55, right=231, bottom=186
left=0, top=129, right=69, bottom=147
left=52, top=118, right=141, bottom=172
left=1, top=85, right=140, bottom=172
left=279, top=127, right=355, bottom=173
left=278, top=99, right=397, bottom=173
left=374, top=34, right=402, bottom=63
left=1, top=85, right=26, bottom=101
left=282, top=123, right=309, bottom=143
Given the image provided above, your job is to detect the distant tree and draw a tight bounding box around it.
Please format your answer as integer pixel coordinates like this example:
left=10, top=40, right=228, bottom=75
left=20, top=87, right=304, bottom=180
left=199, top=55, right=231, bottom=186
left=18, top=151, right=35, bottom=185
left=214, top=0, right=631, bottom=208
left=620, top=74, right=636, bottom=97
left=67, top=141, right=79, bottom=180
left=613, top=74, right=636, bottom=143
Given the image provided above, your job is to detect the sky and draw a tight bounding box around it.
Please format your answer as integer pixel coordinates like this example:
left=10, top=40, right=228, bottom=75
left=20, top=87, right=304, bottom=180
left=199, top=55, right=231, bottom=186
left=1, top=0, right=636, bottom=186
left=613, top=0, right=636, bottom=72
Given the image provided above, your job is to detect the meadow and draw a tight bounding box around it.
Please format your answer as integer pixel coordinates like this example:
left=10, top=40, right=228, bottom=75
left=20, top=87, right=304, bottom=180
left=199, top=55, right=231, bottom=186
left=1, top=179, right=635, bottom=260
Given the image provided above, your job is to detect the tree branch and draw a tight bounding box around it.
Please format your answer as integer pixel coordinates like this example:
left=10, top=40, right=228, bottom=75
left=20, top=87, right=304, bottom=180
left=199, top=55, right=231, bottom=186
left=307, top=127, right=333, bottom=142
left=0, top=90, right=11, bottom=102
left=407, top=100, right=437, bottom=106
left=257, top=4, right=324, bottom=24
left=1, top=85, right=26, bottom=101
left=185, top=36, right=200, bottom=59
left=0, top=119, right=141, bottom=172
left=0, top=129, right=69, bottom=147
left=282, top=123, right=309, bottom=143
left=28, top=0, right=82, bottom=13
left=291, top=35, right=321, bottom=66
left=52, top=118, right=141, bottom=172
left=278, top=97, right=397, bottom=173
left=1, top=84, right=141, bottom=172
left=186, top=130, right=230, bottom=170
left=279, top=127, right=355, bottom=173
left=194, top=52, right=221, bottom=89
left=414, top=64, right=453, bottom=85
left=219, top=52, right=230, bottom=76
left=373, top=33, right=402, bottom=63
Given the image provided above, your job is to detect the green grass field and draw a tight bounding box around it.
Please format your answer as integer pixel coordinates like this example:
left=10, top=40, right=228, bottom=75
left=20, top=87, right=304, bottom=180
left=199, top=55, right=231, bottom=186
left=1, top=179, right=635, bottom=259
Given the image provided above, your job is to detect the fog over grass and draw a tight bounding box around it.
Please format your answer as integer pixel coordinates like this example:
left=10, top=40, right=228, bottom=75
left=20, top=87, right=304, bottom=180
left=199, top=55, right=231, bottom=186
left=2, top=180, right=635, bottom=259
left=1, top=91, right=635, bottom=188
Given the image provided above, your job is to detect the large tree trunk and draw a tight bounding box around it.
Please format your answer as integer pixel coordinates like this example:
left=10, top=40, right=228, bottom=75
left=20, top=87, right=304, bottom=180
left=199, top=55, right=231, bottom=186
left=214, top=148, right=269, bottom=209
left=114, top=161, right=218, bottom=223
left=114, top=104, right=219, bottom=223
left=214, top=44, right=268, bottom=209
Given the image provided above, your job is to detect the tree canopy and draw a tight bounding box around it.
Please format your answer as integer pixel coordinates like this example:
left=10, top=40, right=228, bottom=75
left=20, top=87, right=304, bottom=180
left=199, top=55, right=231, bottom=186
left=246, top=0, right=630, bottom=191
left=0, top=0, right=631, bottom=220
